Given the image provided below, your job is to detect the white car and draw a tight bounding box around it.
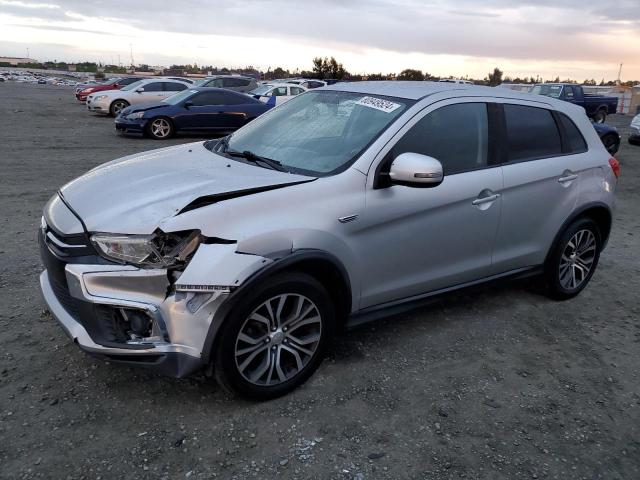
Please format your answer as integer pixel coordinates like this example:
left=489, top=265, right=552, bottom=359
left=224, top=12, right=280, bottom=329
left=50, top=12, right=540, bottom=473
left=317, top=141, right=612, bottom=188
left=438, top=78, right=473, bottom=85
left=248, top=83, right=307, bottom=106
left=286, top=79, right=327, bottom=89
left=630, top=114, right=640, bottom=146
left=86, top=78, right=191, bottom=116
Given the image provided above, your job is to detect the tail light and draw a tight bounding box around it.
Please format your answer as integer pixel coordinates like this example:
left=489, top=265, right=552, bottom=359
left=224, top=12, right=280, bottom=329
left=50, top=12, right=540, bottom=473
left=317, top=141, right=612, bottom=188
left=608, top=157, right=620, bottom=178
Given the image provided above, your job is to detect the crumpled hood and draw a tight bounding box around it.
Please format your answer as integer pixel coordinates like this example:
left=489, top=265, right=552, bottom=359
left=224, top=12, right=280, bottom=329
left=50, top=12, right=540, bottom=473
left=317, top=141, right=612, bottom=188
left=59, top=141, right=311, bottom=234
left=121, top=102, right=167, bottom=115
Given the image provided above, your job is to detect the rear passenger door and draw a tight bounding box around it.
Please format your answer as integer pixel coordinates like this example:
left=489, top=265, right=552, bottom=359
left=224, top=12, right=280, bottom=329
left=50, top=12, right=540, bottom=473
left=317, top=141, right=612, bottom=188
left=490, top=102, right=588, bottom=274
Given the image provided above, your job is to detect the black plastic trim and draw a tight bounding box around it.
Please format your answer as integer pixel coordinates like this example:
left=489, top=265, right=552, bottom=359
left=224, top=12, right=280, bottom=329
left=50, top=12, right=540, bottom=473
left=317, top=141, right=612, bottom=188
left=200, top=249, right=352, bottom=365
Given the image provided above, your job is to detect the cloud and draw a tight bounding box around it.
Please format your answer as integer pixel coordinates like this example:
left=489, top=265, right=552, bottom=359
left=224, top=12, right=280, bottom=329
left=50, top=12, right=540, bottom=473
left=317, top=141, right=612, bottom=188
left=0, top=0, right=637, bottom=77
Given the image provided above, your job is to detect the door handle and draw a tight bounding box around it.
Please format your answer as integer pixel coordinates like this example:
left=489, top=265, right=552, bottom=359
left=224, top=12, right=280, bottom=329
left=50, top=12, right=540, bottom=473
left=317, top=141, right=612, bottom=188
left=472, top=193, right=500, bottom=206
left=558, top=171, right=578, bottom=183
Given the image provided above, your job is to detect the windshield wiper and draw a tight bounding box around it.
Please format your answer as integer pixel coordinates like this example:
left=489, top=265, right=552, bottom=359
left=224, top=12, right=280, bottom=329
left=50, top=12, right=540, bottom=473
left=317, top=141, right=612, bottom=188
left=226, top=149, right=287, bottom=172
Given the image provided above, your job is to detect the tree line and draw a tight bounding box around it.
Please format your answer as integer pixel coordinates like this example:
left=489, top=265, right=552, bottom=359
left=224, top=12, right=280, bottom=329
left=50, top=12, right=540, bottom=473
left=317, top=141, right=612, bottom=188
left=4, top=57, right=638, bottom=87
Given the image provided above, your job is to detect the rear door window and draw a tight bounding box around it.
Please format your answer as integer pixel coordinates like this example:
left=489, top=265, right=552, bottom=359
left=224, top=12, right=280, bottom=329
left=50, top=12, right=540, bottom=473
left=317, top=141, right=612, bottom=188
left=504, top=104, right=562, bottom=161
left=142, top=82, right=163, bottom=92
left=164, top=82, right=187, bottom=92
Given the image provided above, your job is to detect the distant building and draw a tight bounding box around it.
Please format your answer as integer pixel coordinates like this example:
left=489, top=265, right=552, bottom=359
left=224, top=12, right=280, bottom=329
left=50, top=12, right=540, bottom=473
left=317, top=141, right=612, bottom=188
left=0, top=56, right=37, bottom=66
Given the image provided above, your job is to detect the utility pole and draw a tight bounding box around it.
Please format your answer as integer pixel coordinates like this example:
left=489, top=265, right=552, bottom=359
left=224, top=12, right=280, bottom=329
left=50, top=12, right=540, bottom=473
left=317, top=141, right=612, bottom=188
left=26, top=47, right=30, bottom=59
left=129, top=43, right=134, bottom=68
left=617, top=63, right=623, bottom=85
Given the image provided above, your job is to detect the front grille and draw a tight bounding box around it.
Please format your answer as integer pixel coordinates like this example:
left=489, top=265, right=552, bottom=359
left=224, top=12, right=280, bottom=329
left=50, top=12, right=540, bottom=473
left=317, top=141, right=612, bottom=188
left=40, top=220, right=137, bottom=347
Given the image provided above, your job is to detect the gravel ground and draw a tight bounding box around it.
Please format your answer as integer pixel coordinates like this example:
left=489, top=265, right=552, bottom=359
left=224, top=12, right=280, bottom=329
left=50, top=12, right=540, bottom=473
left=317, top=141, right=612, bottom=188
left=1, top=82, right=639, bottom=480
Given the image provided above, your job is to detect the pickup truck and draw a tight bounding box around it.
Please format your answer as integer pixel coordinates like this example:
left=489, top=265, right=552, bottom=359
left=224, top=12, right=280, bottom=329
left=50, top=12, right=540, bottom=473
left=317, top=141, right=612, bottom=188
left=530, top=83, right=618, bottom=123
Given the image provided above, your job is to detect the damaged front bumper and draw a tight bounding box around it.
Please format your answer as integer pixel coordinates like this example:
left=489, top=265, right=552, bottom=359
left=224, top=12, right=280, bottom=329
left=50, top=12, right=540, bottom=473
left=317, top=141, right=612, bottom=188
left=39, top=224, right=273, bottom=378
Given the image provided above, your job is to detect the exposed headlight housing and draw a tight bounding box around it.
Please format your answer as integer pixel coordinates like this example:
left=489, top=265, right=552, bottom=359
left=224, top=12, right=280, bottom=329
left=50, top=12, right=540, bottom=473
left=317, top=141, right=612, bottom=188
left=125, top=111, right=145, bottom=120
left=91, top=230, right=201, bottom=268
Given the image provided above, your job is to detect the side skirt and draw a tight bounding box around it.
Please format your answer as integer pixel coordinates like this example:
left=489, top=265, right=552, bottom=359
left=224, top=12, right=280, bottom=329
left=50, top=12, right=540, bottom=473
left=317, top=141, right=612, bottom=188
left=345, top=266, right=542, bottom=330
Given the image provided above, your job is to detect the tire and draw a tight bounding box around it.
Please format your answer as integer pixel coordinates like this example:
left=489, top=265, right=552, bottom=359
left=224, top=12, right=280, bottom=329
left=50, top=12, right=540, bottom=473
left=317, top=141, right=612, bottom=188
left=545, top=217, right=602, bottom=300
left=601, top=133, right=620, bottom=155
left=109, top=99, right=129, bottom=117
left=593, top=109, right=607, bottom=124
left=146, top=117, right=174, bottom=140
left=214, top=272, right=335, bottom=400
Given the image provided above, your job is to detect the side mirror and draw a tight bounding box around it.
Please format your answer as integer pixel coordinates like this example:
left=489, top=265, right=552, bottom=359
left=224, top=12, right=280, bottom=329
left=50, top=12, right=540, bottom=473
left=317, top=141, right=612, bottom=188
left=184, top=100, right=193, bottom=109
left=135, top=87, right=144, bottom=93
left=389, top=152, right=443, bottom=187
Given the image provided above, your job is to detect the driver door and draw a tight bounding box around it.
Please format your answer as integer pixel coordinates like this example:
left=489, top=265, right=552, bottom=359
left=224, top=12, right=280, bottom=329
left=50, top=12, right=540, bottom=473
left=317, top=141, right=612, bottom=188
left=357, top=100, right=503, bottom=308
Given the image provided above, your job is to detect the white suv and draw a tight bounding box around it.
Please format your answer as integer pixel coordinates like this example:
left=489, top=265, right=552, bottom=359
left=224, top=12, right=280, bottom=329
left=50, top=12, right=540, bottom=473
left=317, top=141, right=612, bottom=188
left=40, top=82, right=619, bottom=399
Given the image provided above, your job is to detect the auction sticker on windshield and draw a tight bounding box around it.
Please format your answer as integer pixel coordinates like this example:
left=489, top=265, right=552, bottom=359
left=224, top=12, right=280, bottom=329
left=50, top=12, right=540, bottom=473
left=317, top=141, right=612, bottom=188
left=355, top=96, right=401, bottom=113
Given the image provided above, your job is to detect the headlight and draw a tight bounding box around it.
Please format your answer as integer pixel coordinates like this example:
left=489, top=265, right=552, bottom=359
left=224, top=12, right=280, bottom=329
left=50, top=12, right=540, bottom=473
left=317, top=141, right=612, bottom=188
left=125, top=112, right=145, bottom=120
left=83, top=88, right=95, bottom=93
left=91, top=230, right=201, bottom=268
left=95, top=94, right=108, bottom=100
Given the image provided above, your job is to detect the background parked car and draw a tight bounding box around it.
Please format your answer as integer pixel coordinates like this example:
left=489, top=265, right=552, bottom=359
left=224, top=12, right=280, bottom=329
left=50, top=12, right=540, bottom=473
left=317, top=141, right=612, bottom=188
left=86, top=78, right=191, bottom=116
left=592, top=122, right=621, bottom=155
left=249, top=83, right=307, bottom=106
left=75, top=77, right=148, bottom=102
left=286, top=78, right=327, bottom=89
left=629, top=114, right=640, bottom=146
left=164, top=77, right=194, bottom=84
left=115, top=87, right=272, bottom=139
left=193, top=75, right=257, bottom=92
left=531, top=83, right=618, bottom=123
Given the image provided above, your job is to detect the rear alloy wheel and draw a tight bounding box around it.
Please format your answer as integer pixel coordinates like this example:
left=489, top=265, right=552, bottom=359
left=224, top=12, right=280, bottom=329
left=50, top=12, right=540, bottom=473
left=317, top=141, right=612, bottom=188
left=147, top=117, right=174, bottom=140
left=601, top=133, right=620, bottom=155
left=109, top=100, right=129, bottom=117
left=215, top=272, right=335, bottom=399
left=545, top=218, right=601, bottom=300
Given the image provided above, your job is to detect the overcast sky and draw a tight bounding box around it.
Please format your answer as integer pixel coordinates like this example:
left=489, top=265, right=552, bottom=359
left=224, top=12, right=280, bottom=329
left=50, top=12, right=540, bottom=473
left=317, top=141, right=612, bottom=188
left=1, top=0, right=638, bottom=80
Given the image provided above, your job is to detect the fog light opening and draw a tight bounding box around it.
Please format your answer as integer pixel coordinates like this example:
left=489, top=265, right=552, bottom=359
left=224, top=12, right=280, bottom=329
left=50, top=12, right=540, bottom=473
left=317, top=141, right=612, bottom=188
left=118, top=308, right=168, bottom=344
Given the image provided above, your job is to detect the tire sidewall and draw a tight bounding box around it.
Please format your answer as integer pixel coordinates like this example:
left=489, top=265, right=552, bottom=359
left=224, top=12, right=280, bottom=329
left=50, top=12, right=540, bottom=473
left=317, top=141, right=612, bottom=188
left=215, top=272, right=335, bottom=399
left=110, top=100, right=129, bottom=117
left=546, top=217, right=602, bottom=299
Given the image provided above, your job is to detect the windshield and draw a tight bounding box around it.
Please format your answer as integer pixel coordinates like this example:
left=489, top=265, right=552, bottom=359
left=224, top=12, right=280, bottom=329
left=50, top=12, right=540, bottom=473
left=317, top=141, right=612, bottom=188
left=225, top=90, right=411, bottom=176
left=121, top=80, right=145, bottom=91
left=531, top=84, right=563, bottom=98
left=163, top=89, right=197, bottom=105
left=249, top=85, right=273, bottom=96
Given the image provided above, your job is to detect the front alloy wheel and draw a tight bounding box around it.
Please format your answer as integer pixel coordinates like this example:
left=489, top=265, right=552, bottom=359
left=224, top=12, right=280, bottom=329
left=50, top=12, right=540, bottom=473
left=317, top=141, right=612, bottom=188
left=148, top=117, right=173, bottom=140
left=215, top=272, right=335, bottom=399
left=235, top=294, right=322, bottom=386
left=110, top=100, right=129, bottom=117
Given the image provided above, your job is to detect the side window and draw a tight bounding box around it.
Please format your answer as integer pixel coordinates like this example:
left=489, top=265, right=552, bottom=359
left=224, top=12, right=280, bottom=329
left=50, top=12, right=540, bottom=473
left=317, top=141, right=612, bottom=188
left=220, top=92, right=248, bottom=105
left=290, top=87, right=305, bottom=95
left=557, top=113, right=588, bottom=153
left=504, top=104, right=562, bottom=161
left=564, top=86, right=575, bottom=100
left=390, top=103, right=488, bottom=175
left=142, top=82, right=163, bottom=92
left=273, top=87, right=288, bottom=96
left=164, top=82, right=187, bottom=92
left=190, top=92, right=226, bottom=106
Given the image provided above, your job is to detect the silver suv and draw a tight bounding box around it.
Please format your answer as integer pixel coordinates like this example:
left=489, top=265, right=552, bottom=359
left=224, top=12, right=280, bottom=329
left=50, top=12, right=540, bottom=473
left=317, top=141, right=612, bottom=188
left=39, top=82, right=619, bottom=399
left=194, top=75, right=257, bottom=92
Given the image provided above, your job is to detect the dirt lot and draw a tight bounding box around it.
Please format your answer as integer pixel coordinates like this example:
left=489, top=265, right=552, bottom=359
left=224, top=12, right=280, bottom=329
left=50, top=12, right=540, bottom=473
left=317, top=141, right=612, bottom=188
left=1, top=82, right=639, bottom=480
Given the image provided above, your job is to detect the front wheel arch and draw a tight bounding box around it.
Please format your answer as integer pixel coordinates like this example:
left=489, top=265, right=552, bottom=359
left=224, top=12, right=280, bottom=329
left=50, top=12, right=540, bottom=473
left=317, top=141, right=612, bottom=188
left=201, top=250, right=352, bottom=366
left=109, top=99, right=129, bottom=117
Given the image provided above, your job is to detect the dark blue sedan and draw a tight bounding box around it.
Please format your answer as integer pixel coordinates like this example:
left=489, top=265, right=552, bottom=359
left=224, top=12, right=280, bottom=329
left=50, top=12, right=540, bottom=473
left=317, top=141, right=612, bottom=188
left=115, top=87, right=272, bottom=140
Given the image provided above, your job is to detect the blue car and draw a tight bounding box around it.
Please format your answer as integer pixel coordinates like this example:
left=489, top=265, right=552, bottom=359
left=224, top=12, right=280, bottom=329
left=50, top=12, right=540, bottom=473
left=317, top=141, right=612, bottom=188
left=115, top=87, right=272, bottom=140
left=592, top=121, right=620, bottom=155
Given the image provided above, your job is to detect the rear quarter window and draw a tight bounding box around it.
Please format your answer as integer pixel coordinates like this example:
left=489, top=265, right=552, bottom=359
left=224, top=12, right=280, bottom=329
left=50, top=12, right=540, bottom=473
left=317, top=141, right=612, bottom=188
left=504, top=104, right=562, bottom=161
left=557, top=113, right=588, bottom=153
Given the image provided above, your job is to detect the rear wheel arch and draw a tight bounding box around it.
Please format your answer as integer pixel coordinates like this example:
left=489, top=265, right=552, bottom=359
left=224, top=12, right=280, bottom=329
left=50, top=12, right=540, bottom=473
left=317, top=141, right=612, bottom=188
left=545, top=203, right=612, bottom=265
left=201, top=250, right=352, bottom=365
